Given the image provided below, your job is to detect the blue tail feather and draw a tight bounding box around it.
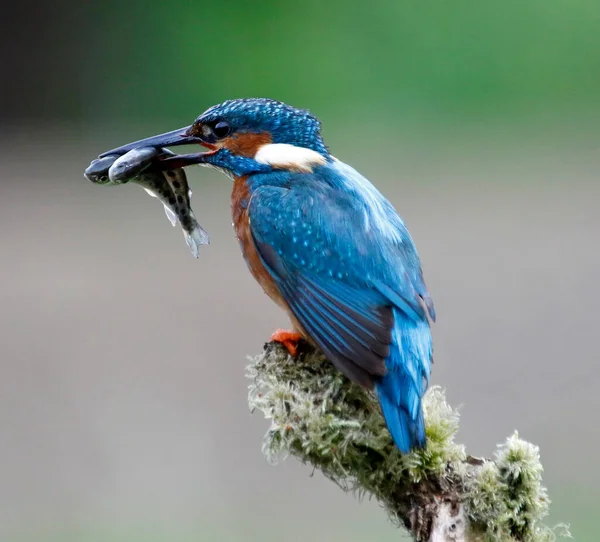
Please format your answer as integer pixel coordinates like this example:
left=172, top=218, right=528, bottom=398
left=375, top=309, right=432, bottom=453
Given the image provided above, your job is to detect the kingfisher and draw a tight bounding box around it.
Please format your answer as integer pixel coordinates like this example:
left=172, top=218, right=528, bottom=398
left=102, top=98, right=436, bottom=453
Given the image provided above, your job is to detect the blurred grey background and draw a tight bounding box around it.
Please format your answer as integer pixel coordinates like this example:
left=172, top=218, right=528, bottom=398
left=1, top=1, right=599, bottom=540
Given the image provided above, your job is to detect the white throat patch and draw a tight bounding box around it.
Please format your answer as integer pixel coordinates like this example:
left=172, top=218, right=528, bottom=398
left=254, top=143, right=326, bottom=173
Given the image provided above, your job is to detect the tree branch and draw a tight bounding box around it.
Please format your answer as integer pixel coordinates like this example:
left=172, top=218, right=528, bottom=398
left=247, top=343, right=570, bottom=542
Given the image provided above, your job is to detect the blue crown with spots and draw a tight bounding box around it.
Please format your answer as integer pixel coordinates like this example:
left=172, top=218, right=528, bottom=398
left=197, top=98, right=328, bottom=155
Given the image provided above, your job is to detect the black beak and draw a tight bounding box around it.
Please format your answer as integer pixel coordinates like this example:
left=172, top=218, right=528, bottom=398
left=99, top=125, right=203, bottom=158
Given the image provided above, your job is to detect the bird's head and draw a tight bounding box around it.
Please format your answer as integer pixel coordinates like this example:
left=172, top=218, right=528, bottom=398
left=101, top=98, right=329, bottom=177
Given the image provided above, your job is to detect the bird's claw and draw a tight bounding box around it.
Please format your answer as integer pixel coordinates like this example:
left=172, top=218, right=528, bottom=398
left=270, top=329, right=303, bottom=357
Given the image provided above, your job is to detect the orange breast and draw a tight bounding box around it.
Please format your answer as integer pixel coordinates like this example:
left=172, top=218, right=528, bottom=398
left=231, top=176, right=287, bottom=309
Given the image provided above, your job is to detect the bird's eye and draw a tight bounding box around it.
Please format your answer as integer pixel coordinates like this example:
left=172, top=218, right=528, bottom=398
left=213, top=121, right=231, bottom=139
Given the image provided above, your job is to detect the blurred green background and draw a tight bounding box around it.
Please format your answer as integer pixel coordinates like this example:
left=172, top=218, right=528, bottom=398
left=1, top=0, right=599, bottom=540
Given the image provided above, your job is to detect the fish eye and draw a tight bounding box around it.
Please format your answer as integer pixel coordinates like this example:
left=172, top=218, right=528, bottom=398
left=213, top=121, right=231, bottom=139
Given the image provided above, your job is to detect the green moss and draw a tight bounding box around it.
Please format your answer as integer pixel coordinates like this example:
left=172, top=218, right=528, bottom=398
left=465, top=434, right=570, bottom=542
left=247, top=344, right=570, bottom=541
left=248, top=345, right=463, bottom=486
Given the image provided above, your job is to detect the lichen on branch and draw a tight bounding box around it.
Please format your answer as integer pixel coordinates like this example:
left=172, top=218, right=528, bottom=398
left=247, top=343, right=570, bottom=542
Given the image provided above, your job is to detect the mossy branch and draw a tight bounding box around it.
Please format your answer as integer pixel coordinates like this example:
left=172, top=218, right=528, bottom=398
left=247, top=343, right=570, bottom=542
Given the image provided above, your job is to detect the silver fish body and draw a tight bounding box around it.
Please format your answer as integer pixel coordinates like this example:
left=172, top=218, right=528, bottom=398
left=84, top=147, right=209, bottom=257
left=133, top=162, right=210, bottom=258
left=109, top=147, right=157, bottom=183
left=84, top=155, right=120, bottom=184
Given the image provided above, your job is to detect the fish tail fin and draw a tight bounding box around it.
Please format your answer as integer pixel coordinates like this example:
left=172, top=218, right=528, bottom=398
left=183, top=214, right=210, bottom=258
left=376, top=309, right=432, bottom=453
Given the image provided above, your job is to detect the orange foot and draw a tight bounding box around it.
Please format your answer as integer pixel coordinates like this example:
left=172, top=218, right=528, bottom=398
left=270, top=329, right=303, bottom=356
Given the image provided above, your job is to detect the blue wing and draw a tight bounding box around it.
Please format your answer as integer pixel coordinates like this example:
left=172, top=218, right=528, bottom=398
left=248, top=161, right=434, bottom=392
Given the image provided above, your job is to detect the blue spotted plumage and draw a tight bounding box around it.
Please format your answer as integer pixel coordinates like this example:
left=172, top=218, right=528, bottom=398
left=102, top=98, right=436, bottom=453
left=246, top=163, right=434, bottom=451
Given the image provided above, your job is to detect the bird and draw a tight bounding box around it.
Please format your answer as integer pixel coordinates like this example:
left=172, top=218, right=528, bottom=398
left=101, top=98, right=436, bottom=453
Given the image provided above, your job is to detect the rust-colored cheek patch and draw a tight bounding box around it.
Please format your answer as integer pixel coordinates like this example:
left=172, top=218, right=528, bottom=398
left=221, top=132, right=272, bottom=157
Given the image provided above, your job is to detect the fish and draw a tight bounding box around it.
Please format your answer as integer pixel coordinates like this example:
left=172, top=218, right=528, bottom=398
left=109, top=146, right=157, bottom=183
left=84, top=147, right=209, bottom=257
left=84, top=155, right=120, bottom=184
